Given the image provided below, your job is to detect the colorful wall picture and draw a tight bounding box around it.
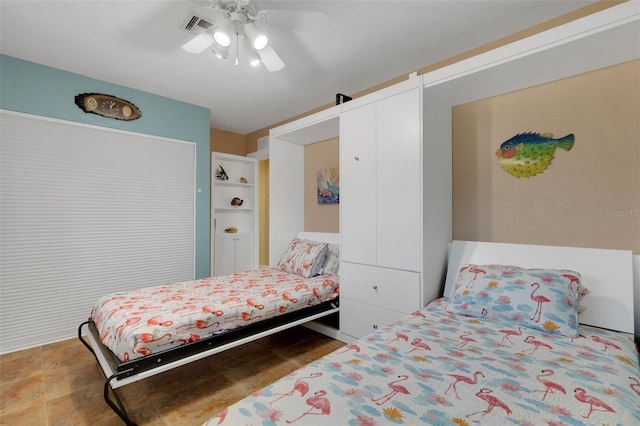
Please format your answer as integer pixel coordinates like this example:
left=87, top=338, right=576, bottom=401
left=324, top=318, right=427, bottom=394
left=495, top=132, right=575, bottom=178
left=317, top=168, right=339, bottom=204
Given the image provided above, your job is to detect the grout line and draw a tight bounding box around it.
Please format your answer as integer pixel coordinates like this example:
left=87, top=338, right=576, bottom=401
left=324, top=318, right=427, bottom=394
left=39, top=345, right=50, bottom=426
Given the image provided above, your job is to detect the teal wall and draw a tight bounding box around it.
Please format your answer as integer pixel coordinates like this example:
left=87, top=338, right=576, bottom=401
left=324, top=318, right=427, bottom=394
left=0, top=54, right=211, bottom=278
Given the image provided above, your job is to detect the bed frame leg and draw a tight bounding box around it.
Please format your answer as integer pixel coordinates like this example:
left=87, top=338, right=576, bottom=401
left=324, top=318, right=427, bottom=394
left=105, top=372, right=138, bottom=426
left=78, top=321, right=138, bottom=425
left=78, top=320, right=96, bottom=356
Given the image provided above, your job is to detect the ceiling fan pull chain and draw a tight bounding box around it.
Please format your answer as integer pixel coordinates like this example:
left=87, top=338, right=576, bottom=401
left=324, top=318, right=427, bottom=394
left=235, top=33, right=239, bottom=66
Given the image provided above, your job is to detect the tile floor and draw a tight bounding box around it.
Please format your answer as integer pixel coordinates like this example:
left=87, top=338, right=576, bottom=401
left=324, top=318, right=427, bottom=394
left=0, top=326, right=345, bottom=426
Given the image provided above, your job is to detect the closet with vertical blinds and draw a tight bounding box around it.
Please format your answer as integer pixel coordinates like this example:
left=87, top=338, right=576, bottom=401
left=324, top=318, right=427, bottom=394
left=0, top=110, right=196, bottom=353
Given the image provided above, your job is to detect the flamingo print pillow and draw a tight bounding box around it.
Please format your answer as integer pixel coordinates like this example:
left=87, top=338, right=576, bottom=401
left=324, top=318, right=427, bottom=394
left=277, top=239, right=328, bottom=278
left=445, top=264, right=583, bottom=337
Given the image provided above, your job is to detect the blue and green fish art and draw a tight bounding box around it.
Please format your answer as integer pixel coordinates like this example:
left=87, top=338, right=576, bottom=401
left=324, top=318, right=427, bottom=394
left=495, top=132, right=575, bottom=178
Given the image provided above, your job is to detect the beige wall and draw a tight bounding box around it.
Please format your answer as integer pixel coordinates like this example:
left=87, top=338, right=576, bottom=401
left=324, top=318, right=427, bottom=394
left=258, top=159, right=270, bottom=265
left=304, top=138, right=340, bottom=233
left=452, top=59, right=639, bottom=254
left=210, top=128, right=246, bottom=156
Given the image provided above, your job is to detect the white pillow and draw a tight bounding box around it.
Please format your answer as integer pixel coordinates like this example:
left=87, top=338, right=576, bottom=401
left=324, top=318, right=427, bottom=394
left=277, top=239, right=328, bottom=278
left=319, top=242, right=340, bottom=276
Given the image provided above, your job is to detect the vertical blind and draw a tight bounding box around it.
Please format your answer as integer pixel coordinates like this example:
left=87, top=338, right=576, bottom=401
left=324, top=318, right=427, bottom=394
left=0, top=110, right=195, bottom=353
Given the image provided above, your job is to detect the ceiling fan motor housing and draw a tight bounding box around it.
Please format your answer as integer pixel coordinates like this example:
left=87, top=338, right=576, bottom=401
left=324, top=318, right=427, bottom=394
left=229, top=10, right=248, bottom=24
left=182, top=0, right=286, bottom=71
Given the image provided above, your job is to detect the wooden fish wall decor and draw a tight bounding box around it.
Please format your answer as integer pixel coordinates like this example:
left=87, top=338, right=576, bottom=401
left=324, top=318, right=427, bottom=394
left=495, top=132, right=574, bottom=178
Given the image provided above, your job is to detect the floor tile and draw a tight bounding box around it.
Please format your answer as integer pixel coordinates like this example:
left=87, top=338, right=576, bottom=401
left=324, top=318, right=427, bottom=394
left=42, top=358, right=105, bottom=401
left=0, top=376, right=45, bottom=417
left=0, top=402, right=47, bottom=426
left=0, top=346, right=41, bottom=363
left=0, top=354, right=43, bottom=385
left=0, top=324, right=344, bottom=426
left=44, top=381, right=113, bottom=424
left=273, top=335, right=342, bottom=365
left=42, top=339, right=95, bottom=373
left=153, top=374, right=241, bottom=426
left=222, top=351, right=301, bottom=392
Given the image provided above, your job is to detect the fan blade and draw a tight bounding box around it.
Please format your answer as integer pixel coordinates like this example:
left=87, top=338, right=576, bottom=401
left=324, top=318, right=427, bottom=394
left=181, top=32, right=215, bottom=53
left=259, top=45, right=285, bottom=72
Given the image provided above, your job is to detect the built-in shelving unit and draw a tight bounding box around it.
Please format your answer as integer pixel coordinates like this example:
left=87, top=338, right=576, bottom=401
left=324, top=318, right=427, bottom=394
left=211, top=152, right=258, bottom=276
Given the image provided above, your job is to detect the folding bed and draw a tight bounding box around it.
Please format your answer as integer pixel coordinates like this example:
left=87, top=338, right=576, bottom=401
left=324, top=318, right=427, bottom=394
left=79, top=232, right=340, bottom=425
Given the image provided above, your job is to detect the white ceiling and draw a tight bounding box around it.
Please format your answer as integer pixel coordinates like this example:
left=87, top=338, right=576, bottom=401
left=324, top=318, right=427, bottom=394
left=0, top=0, right=597, bottom=134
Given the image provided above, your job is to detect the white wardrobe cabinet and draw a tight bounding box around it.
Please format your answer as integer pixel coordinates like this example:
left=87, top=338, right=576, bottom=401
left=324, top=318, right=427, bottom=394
left=339, top=102, right=377, bottom=266
left=211, top=152, right=258, bottom=276
left=267, top=76, right=449, bottom=343
left=340, top=86, right=422, bottom=271
left=339, top=81, right=424, bottom=341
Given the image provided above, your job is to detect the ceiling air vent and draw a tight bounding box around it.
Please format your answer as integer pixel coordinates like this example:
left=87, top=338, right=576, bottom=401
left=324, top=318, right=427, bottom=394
left=257, top=137, right=269, bottom=152
left=182, top=12, right=214, bottom=33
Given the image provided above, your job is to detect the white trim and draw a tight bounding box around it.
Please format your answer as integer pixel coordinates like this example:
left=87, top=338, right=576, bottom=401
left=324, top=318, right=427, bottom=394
left=0, top=109, right=197, bottom=147
left=422, top=2, right=640, bottom=90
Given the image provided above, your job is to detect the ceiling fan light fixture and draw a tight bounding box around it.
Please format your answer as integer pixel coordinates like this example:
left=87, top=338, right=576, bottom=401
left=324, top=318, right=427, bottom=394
left=242, top=38, right=261, bottom=66
left=181, top=1, right=286, bottom=72
left=244, top=22, right=268, bottom=50
left=213, top=17, right=234, bottom=47
left=211, top=42, right=229, bottom=59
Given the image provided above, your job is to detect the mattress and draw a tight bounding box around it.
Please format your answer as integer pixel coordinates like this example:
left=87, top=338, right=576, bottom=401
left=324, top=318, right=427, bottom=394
left=205, top=298, right=640, bottom=425
left=91, top=268, right=339, bottom=362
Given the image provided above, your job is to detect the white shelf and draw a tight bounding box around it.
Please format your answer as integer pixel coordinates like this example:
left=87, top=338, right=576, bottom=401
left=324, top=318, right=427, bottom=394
left=215, top=207, right=254, bottom=212
left=214, top=180, right=255, bottom=187
left=211, top=152, right=258, bottom=276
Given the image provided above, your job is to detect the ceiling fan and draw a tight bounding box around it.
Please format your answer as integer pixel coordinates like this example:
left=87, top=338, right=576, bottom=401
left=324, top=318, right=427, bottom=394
left=181, top=0, right=322, bottom=71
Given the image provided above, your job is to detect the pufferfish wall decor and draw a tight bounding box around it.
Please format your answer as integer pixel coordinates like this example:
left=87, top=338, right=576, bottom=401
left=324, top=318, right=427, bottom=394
left=495, top=132, right=575, bottom=178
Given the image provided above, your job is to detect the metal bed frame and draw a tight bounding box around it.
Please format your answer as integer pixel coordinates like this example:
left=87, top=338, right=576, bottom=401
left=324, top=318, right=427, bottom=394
left=79, top=299, right=339, bottom=425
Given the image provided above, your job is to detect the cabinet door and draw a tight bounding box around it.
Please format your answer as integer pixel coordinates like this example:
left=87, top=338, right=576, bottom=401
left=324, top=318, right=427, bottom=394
left=376, top=88, right=422, bottom=271
left=234, top=233, right=254, bottom=273
left=213, top=234, right=236, bottom=276
left=340, top=102, right=377, bottom=265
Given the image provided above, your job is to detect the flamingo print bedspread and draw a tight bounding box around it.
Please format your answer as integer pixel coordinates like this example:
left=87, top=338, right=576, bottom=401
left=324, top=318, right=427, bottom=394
left=91, top=268, right=339, bottom=362
left=205, top=298, right=640, bottom=425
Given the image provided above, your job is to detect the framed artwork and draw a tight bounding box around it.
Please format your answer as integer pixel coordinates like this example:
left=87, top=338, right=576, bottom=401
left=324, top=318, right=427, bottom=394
left=317, top=167, right=339, bottom=204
